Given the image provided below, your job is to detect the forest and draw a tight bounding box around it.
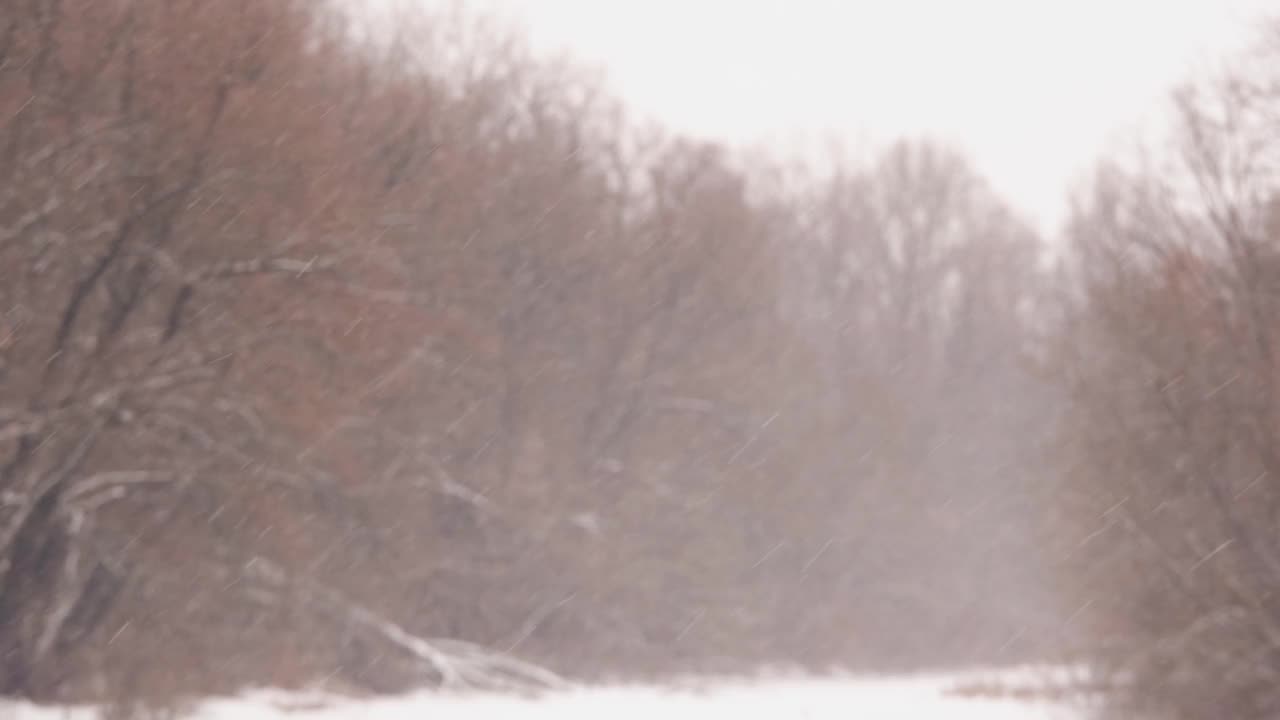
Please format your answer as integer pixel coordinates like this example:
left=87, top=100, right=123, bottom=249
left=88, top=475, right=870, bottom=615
left=1, top=2, right=1278, bottom=719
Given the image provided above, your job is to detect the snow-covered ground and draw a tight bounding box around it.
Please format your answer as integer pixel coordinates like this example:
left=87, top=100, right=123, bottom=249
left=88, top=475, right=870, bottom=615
left=2, top=669, right=1088, bottom=719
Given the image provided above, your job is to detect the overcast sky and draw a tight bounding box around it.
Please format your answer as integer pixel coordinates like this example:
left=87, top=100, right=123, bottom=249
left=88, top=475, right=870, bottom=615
left=431, top=1, right=1271, bottom=232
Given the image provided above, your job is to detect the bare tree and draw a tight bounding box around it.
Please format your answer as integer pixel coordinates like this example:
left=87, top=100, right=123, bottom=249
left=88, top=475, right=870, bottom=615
left=0, top=0, right=570, bottom=703
left=1051, top=19, right=1280, bottom=718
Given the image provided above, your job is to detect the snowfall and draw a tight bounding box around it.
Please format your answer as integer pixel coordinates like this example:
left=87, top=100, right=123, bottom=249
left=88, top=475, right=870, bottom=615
left=2, top=666, right=1090, bottom=719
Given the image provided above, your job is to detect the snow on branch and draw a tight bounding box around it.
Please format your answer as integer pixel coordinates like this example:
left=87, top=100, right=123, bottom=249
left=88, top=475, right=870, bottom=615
left=189, top=256, right=338, bottom=282
left=242, top=556, right=570, bottom=694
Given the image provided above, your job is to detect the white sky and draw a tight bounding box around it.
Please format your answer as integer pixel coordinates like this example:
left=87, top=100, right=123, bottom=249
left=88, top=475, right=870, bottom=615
left=439, top=0, right=1271, bottom=232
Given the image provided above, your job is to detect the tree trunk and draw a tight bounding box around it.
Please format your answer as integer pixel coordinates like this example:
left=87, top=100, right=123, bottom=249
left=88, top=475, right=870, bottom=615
left=0, top=484, right=70, bottom=698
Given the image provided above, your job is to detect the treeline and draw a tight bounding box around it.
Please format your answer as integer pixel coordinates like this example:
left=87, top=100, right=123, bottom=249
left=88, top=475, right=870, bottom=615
left=1047, top=20, right=1280, bottom=720
left=11, top=1, right=1272, bottom=718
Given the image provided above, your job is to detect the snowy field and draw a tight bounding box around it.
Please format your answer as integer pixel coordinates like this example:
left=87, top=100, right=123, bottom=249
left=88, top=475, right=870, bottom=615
left=2, top=668, right=1088, bottom=719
